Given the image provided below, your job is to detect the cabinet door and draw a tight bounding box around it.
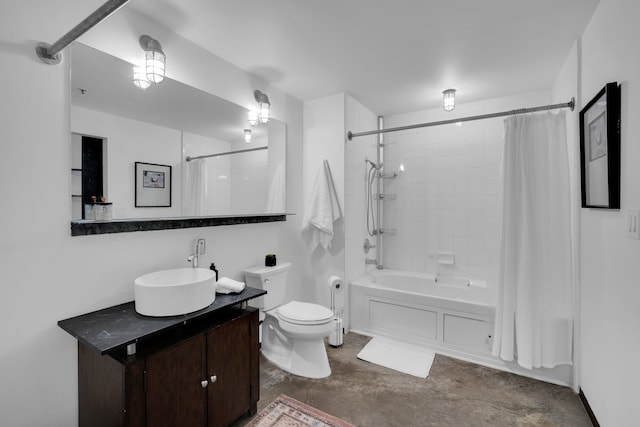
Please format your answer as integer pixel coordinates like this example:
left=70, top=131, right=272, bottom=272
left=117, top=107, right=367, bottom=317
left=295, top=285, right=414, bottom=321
left=78, top=342, right=145, bottom=427
left=146, top=334, right=208, bottom=427
left=207, top=314, right=253, bottom=427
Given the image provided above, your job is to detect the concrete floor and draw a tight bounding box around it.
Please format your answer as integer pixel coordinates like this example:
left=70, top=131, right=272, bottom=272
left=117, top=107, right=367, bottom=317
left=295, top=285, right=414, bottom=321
left=232, top=333, right=592, bottom=427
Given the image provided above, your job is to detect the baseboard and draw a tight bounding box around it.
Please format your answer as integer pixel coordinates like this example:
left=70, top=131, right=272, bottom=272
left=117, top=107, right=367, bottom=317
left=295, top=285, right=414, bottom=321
left=579, top=389, right=600, bottom=427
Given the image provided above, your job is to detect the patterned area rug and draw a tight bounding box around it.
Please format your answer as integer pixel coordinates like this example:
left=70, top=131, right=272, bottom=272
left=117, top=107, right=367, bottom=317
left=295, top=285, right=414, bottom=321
left=246, top=394, right=355, bottom=427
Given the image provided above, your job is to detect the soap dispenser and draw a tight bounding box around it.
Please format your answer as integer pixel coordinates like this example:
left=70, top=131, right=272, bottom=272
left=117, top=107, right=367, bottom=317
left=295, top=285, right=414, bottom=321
left=209, top=263, right=218, bottom=281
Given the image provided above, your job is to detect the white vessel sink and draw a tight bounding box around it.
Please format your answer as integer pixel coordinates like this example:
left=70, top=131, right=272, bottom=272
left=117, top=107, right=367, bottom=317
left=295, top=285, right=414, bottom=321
left=134, top=268, right=216, bottom=316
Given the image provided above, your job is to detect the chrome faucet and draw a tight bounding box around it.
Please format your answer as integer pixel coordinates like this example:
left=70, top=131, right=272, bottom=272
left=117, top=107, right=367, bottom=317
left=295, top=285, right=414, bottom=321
left=187, top=238, right=206, bottom=268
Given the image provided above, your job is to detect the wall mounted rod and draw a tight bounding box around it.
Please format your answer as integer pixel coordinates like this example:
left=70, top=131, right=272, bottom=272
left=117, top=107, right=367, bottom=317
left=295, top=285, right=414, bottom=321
left=35, top=0, right=129, bottom=64
left=185, top=146, right=268, bottom=162
left=347, top=98, right=575, bottom=141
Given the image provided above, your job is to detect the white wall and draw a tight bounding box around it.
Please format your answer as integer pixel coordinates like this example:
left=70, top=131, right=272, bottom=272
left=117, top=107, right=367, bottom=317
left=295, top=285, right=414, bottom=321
left=300, top=92, right=378, bottom=330
left=565, top=0, right=640, bottom=425
left=551, top=41, right=582, bottom=392
left=0, top=2, right=303, bottom=426
left=301, top=93, right=346, bottom=308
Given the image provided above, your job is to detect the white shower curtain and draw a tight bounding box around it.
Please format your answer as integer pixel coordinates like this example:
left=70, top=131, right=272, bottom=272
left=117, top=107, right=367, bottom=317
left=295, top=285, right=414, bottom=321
left=184, top=159, right=206, bottom=216
left=492, top=112, right=573, bottom=370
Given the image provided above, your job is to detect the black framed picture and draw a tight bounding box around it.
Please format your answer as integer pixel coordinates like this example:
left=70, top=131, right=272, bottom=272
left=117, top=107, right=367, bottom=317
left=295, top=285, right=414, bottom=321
left=135, top=162, right=172, bottom=207
left=579, top=82, right=621, bottom=209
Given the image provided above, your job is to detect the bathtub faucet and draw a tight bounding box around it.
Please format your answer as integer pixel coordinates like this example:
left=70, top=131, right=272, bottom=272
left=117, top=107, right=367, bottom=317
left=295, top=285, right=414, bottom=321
left=365, top=258, right=383, bottom=269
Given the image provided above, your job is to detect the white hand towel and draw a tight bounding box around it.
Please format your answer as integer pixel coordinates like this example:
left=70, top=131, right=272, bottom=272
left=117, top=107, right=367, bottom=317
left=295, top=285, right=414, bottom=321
left=216, top=277, right=246, bottom=294
left=302, top=162, right=342, bottom=251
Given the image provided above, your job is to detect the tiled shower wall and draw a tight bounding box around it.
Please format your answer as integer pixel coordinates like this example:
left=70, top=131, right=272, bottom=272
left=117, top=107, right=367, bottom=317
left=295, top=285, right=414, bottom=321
left=381, top=91, right=550, bottom=281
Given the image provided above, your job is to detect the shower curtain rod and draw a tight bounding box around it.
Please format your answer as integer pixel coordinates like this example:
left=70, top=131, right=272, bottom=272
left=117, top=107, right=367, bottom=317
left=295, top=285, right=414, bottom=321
left=36, top=0, right=129, bottom=64
left=347, top=98, right=575, bottom=141
left=185, top=145, right=268, bottom=162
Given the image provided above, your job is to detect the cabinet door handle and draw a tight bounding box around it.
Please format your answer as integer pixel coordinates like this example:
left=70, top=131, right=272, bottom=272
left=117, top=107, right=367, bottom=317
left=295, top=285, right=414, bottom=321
left=210, top=375, right=217, bottom=383
left=201, top=380, right=208, bottom=388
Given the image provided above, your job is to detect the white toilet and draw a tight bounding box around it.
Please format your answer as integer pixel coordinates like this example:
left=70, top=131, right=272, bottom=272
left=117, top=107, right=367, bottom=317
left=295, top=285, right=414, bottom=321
left=244, top=262, right=334, bottom=379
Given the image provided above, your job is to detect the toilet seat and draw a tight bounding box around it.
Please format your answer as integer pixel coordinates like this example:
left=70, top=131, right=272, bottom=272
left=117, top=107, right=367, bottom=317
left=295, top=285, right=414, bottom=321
left=277, top=301, right=334, bottom=325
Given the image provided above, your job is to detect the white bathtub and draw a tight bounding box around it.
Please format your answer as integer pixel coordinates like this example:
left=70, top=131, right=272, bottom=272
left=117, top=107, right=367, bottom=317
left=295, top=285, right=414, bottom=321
left=350, top=269, right=496, bottom=357
left=349, top=269, right=573, bottom=386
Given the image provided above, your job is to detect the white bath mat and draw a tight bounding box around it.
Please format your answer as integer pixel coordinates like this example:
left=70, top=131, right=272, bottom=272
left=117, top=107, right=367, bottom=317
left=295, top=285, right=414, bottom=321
left=357, top=336, right=436, bottom=378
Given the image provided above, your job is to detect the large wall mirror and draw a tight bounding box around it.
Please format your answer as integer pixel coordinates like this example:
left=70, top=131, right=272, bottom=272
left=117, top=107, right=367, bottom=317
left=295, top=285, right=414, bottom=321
left=69, top=43, right=287, bottom=235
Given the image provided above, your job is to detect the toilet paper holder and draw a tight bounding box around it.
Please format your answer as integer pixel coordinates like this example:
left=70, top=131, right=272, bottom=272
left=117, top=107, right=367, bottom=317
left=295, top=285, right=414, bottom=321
left=328, top=275, right=344, bottom=347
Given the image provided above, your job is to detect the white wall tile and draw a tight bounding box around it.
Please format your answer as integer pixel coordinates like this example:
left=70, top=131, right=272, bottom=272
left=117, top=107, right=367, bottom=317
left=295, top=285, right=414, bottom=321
left=381, top=91, right=550, bottom=283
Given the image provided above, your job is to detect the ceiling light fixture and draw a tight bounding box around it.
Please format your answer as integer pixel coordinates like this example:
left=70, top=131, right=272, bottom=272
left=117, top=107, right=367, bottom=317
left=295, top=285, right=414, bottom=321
left=133, top=35, right=165, bottom=89
left=247, top=110, right=259, bottom=127
left=133, top=65, right=151, bottom=90
left=443, top=89, right=456, bottom=112
left=254, top=90, right=270, bottom=124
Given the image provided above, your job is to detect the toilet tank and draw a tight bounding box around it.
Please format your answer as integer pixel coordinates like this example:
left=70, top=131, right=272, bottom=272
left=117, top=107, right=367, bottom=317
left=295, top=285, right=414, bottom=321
left=243, top=262, right=291, bottom=310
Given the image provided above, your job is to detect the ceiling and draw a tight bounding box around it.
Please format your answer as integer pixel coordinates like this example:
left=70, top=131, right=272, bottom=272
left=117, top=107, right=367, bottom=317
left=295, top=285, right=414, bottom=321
left=128, top=0, right=599, bottom=116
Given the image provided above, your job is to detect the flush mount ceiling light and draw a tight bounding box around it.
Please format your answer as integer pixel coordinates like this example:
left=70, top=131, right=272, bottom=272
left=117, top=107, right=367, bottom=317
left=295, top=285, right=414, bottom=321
left=442, top=89, right=456, bottom=112
left=244, top=129, right=252, bottom=143
left=138, top=35, right=165, bottom=85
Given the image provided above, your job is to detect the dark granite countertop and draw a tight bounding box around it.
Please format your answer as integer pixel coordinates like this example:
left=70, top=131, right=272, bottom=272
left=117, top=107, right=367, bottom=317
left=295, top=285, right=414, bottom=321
left=58, top=287, right=266, bottom=355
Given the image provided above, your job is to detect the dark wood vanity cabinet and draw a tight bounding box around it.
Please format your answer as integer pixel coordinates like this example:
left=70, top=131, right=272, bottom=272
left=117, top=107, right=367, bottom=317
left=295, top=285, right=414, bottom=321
left=77, top=308, right=259, bottom=427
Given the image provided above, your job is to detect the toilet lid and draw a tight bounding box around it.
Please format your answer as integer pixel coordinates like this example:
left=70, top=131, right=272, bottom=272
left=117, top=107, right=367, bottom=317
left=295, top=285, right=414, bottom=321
left=278, top=301, right=334, bottom=325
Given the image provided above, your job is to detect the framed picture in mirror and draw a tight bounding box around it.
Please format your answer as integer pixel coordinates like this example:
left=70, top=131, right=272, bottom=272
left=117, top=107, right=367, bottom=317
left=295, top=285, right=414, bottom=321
left=135, top=162, right=172, bottom=207
left=579, top=82, right=621, bottom=209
